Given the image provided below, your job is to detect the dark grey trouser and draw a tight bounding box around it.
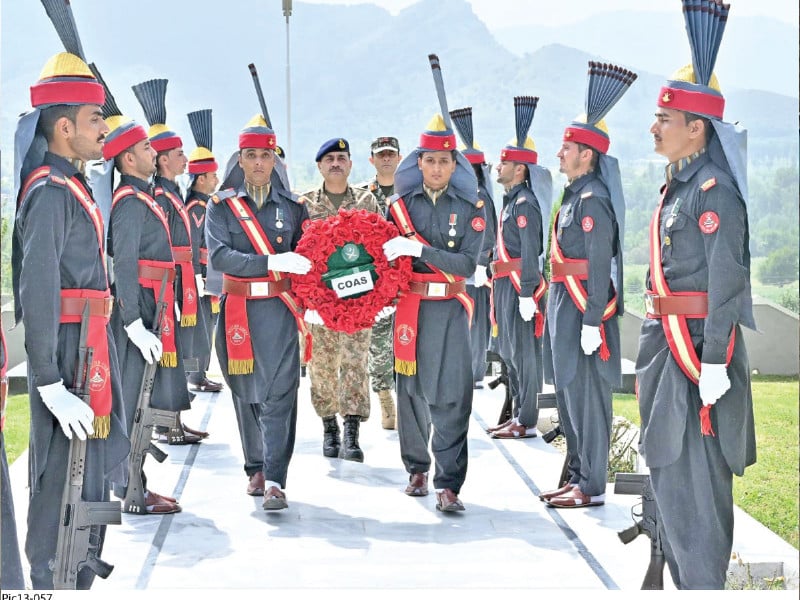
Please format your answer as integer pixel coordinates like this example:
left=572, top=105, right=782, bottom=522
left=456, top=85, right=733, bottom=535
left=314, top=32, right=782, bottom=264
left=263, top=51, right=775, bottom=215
left=560, top=354, right=612, bottom=497
left=257, top=385, right=299, bottom=489
left=650, top=407, right=734, bottom=590
left=232, top=394, right=263, bottom=477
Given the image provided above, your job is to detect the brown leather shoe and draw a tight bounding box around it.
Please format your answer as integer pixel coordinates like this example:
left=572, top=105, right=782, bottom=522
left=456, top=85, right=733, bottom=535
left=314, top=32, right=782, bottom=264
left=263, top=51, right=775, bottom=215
left=145, top=490, right=182, bottom=514
left=539, top=483, right=576, bottom=502
left=262, top=486, right=288, bottom=510
left=247, top=472, right=265, bottom=496
left=546, top=487, right=605, bottom=509
left=404, top=472, right=429, bottom=497
left=491, top=421, right=537, bottom=439
left=148, top=489, right=178, bottom=503
left=188, top=377, right=224, bottom=393
left=486, top=418, right=513, bottom=434
left=182, top=422, right=210, bottom=439
left=435, top=488, right=465, bottom=512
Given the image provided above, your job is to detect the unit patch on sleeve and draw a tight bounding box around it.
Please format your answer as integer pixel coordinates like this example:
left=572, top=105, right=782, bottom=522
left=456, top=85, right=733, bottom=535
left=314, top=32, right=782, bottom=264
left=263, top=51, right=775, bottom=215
left=581, top=216, right=594, bottom=232
left=698, top=211, right=720, bottom=234
left=516, top=215, right=527, bottom=228
left=471, top=217, right=486, bottom=232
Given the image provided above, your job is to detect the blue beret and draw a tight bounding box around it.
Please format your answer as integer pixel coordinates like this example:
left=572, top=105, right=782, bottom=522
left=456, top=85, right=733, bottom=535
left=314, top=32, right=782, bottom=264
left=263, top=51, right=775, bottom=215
left=315, top=137, right=349, bottom=162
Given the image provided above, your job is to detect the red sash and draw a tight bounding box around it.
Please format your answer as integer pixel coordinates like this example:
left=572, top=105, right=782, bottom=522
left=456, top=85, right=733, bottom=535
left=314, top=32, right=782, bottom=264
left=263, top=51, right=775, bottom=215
left=155, top=186, right=198, bottom=327
left=112, top=186, right=179, bottom=367
left=549, top=211, right=617, bottom=360
left=648, top=187, right=735, bottom=436
left=59, top=289, right=113, bottom=438
left=388, top=198, right=474, bottom=375
left=490, top=207, right=548, bottom=338
left=223, top=196, right=311, bottom=375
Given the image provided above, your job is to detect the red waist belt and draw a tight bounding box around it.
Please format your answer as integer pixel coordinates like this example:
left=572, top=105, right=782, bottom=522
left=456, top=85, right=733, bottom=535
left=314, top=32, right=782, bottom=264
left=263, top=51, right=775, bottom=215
left=551, top=260, right=589, bottom=279
left=645, top=292, right=708, bottom=318
left=199, top=247, right=209, bottom=265
left=408, top=280, right=466, bottom=298
left=61, top=295, right=114, bottom=319
left=223, top=277, right=291, bottom=298
left=138, top=263, right=176, bottom=282
left=172, top=247, right=193, bottom=263
left=490, top=258, right=521, bottom=277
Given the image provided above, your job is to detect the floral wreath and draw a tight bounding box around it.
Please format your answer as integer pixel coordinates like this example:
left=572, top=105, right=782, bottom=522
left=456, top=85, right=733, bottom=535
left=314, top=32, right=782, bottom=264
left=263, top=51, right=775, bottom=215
left=290, top=208, right=411, bottom=334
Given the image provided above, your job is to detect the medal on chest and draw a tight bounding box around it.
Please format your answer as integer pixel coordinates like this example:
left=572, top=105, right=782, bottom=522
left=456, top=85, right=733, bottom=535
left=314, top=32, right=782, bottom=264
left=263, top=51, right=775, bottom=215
left=275, top=207, right=284, bottom=229
left=448, top=213, right=457, bottom=237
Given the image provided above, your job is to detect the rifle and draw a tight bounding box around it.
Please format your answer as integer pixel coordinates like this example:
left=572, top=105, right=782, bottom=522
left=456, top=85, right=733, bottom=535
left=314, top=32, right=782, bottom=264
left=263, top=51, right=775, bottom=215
left=614, top=472, right=666, bottom=590
left=538, top=391, right=572, bottom=489
left=53, top=303, right=122, bottom=589
left=123, top=272, right=183, bottom=514
left=485, top=350, right=512, bottom=426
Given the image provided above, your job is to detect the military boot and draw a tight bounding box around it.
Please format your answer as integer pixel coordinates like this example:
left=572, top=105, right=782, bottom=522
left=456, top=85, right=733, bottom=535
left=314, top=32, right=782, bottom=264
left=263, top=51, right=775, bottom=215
left=322, top=416, right=340, bottom=458
left=341, top=415, right=364, bottom=462
left=378, top=389, right=396, bottom=430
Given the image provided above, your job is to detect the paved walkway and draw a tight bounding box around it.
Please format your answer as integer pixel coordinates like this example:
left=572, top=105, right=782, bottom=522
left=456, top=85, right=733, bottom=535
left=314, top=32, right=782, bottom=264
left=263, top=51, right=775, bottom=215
left=6, top=360, right=798, bottom=596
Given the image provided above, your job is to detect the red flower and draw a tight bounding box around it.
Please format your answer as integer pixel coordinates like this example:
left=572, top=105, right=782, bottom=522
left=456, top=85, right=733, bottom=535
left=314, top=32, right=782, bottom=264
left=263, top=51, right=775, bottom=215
left=289, top=209, right=412, bottom=334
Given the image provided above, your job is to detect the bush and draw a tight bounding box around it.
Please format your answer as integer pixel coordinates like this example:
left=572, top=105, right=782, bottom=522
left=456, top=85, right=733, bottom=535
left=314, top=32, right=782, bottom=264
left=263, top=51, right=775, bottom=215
left=757, top=247, right=799, bottom=286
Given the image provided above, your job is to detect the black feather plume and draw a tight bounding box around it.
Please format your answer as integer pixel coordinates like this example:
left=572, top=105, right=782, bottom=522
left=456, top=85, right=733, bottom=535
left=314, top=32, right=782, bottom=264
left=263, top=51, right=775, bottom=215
left=40, top=0, right=86, bottom=60
left=87, top=63, right=122, bottom=119
left=131, top=79, right=168, bottom=127
left=187, top=109, right=213, bottom=151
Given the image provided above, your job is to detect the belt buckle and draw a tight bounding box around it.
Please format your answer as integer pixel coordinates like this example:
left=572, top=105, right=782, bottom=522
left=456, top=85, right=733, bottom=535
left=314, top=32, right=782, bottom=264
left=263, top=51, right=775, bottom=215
left=250, top=282, right=271, bottom=297
left=644, top=294, right=655, bottom=314
left=427, top=282, right=447, bottom=298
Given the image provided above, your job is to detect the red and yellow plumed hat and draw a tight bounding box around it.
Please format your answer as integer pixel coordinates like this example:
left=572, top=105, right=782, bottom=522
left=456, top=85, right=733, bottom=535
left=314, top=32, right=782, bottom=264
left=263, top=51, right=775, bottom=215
left=131, top=78, right=183, bottom=153
left=658, top=0, right=729, bottom=119
left=563, top=62, right=637, bottom=155
left=501, top=96, right=540, bottom=164
left=449, top=106, right=485, bottom=165
left=187, top=109, right=218, bottom=174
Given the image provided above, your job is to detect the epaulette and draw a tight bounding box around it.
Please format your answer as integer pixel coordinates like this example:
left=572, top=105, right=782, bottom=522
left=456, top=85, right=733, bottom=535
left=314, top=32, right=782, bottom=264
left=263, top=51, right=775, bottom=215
left=211, top=188, right=236, bottom=204
left=700, top=177, right=717, bottom=192
left=580, top=190, right=593, bottom=200
left=387, top=193, right=401, bottom=205
left=515, top=195, right=528, bottom=205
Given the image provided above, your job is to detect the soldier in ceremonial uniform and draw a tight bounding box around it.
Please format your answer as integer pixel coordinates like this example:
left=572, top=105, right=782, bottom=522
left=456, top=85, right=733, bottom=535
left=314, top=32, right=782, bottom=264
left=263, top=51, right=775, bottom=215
left=132, top=79, right=207, bottom=442
left=357, top=135, right=402, bottom=429
left=541, top=63, right=635, bottom=509
left=486, top=97, right=552, bottom=440
left=185, top=109, right=223, bottom=394
left=636, top=1, right=755, bottom=588
left=382, top=113, right=485, bottom=512
left=1, top=322, right=25, bottom=590
left=300, top=138, right=382, bottom=462
left=12, top=43, right=129, bottom=586
left=206, top=114, right=312, bottom=510
left=448, top=107, right=497, bottom=391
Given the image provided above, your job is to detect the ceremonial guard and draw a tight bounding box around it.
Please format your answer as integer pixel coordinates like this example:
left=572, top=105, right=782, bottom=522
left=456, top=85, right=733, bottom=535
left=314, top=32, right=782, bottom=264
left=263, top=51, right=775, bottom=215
left=185, top=109, right=223, bottom=393
left=357, top=136, right=402, bottom=429
left=206, top=108, right=312, bottom=510
left=541, top=63, right=635, bottom=508
left=11, top=2, right=128, bottom=584
left=132, top=78, right=207, bottom=442
left=300, top=138, right=382, bottom=462
left=97, top=72, right=188, bottom=513
left=449, top=107, right=498, bottom=390
left=381, top=54, right=485, bottom=511
left=636, top=0, right=755, bottom=588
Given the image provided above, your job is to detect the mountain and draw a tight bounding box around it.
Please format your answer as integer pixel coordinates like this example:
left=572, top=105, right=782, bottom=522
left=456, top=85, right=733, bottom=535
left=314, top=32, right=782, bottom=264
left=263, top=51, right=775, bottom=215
left=1, top=0, right=797, bottom=199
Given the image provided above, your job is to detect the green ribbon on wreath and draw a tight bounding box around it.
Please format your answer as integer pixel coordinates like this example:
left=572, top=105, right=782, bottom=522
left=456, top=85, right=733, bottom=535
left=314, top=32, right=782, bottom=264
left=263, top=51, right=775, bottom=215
left=320, top=242, right=378, bottom=299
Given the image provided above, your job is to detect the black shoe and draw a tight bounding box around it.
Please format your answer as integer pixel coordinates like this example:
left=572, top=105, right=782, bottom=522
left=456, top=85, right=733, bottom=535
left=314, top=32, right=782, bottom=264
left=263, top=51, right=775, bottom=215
left=340, top=415, right=364, bottom=463
left=322, top=416, right=340, bottom=458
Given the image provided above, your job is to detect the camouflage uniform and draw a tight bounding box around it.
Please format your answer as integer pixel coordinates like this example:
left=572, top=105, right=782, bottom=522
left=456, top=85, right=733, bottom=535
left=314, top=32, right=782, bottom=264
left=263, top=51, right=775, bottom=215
left=357, top=177, right=395, bottom=394
left=299, top=184, right=381, bottom=419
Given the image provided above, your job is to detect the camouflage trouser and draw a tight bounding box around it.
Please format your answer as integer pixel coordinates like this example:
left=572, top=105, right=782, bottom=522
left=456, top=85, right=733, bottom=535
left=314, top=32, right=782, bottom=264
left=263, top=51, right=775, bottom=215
left=368, top=316, right=394, bottom=393
left=308, top=324, right=371, bottom=419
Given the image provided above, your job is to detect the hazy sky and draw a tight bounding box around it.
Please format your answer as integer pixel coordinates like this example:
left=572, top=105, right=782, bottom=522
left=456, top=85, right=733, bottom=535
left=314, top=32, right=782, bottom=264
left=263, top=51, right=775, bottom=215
left=305, top=0, right=799, bottom=28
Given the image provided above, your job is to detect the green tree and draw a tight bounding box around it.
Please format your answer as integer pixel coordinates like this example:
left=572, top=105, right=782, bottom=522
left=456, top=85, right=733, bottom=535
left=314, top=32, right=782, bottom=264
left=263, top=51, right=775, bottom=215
left=757, top=247, right=799, bottom=286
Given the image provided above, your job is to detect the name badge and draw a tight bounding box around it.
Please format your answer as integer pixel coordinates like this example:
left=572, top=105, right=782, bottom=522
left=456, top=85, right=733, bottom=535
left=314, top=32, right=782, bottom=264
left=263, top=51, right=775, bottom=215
left=331, top=272, right=374, bottom=298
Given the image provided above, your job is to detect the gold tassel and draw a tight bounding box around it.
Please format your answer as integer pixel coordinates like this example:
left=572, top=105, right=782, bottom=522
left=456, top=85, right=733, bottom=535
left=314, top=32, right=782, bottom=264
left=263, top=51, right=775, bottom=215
left=228, top=359, right=254, bottom=375
left=492, top=324, right=499, bottom=338
left=394, top=358, right=417, bottom=376
left=159, top=351, right=177, bottom=368
left=181, top=314, right=197, bottom=327
left=211, top=303, right=220, bottom=314
left=89, top=415, right=111, bottom=439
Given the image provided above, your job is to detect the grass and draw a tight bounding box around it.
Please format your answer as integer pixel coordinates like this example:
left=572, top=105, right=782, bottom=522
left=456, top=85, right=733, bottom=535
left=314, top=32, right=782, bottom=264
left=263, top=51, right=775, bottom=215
left=6, top=378, right=799, bottom=549
left=613, top=375, right=799, bottom=549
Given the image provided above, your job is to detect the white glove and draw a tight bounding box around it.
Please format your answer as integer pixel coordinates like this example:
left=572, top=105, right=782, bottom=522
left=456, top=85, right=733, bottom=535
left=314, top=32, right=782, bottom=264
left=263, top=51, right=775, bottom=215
left=698, top=363, right=731, bottom=406
left=269, top=252, right=312, bottom=274
left=38, top=380, right=95, bottom=440
left=374, top=305, right=396, bottom=322
left=195, top=273, right=206, bottom=297
left=580, top=324, right=602, bottom=355
left=383, top=236, right=423, bottom=260
left=125, top=318, right=163, bottom=364
left=518, top=297, right=537, bottom=322
left=473, top=265, right=489, bottom=288
left=303, top=309, right=324, bottom=325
